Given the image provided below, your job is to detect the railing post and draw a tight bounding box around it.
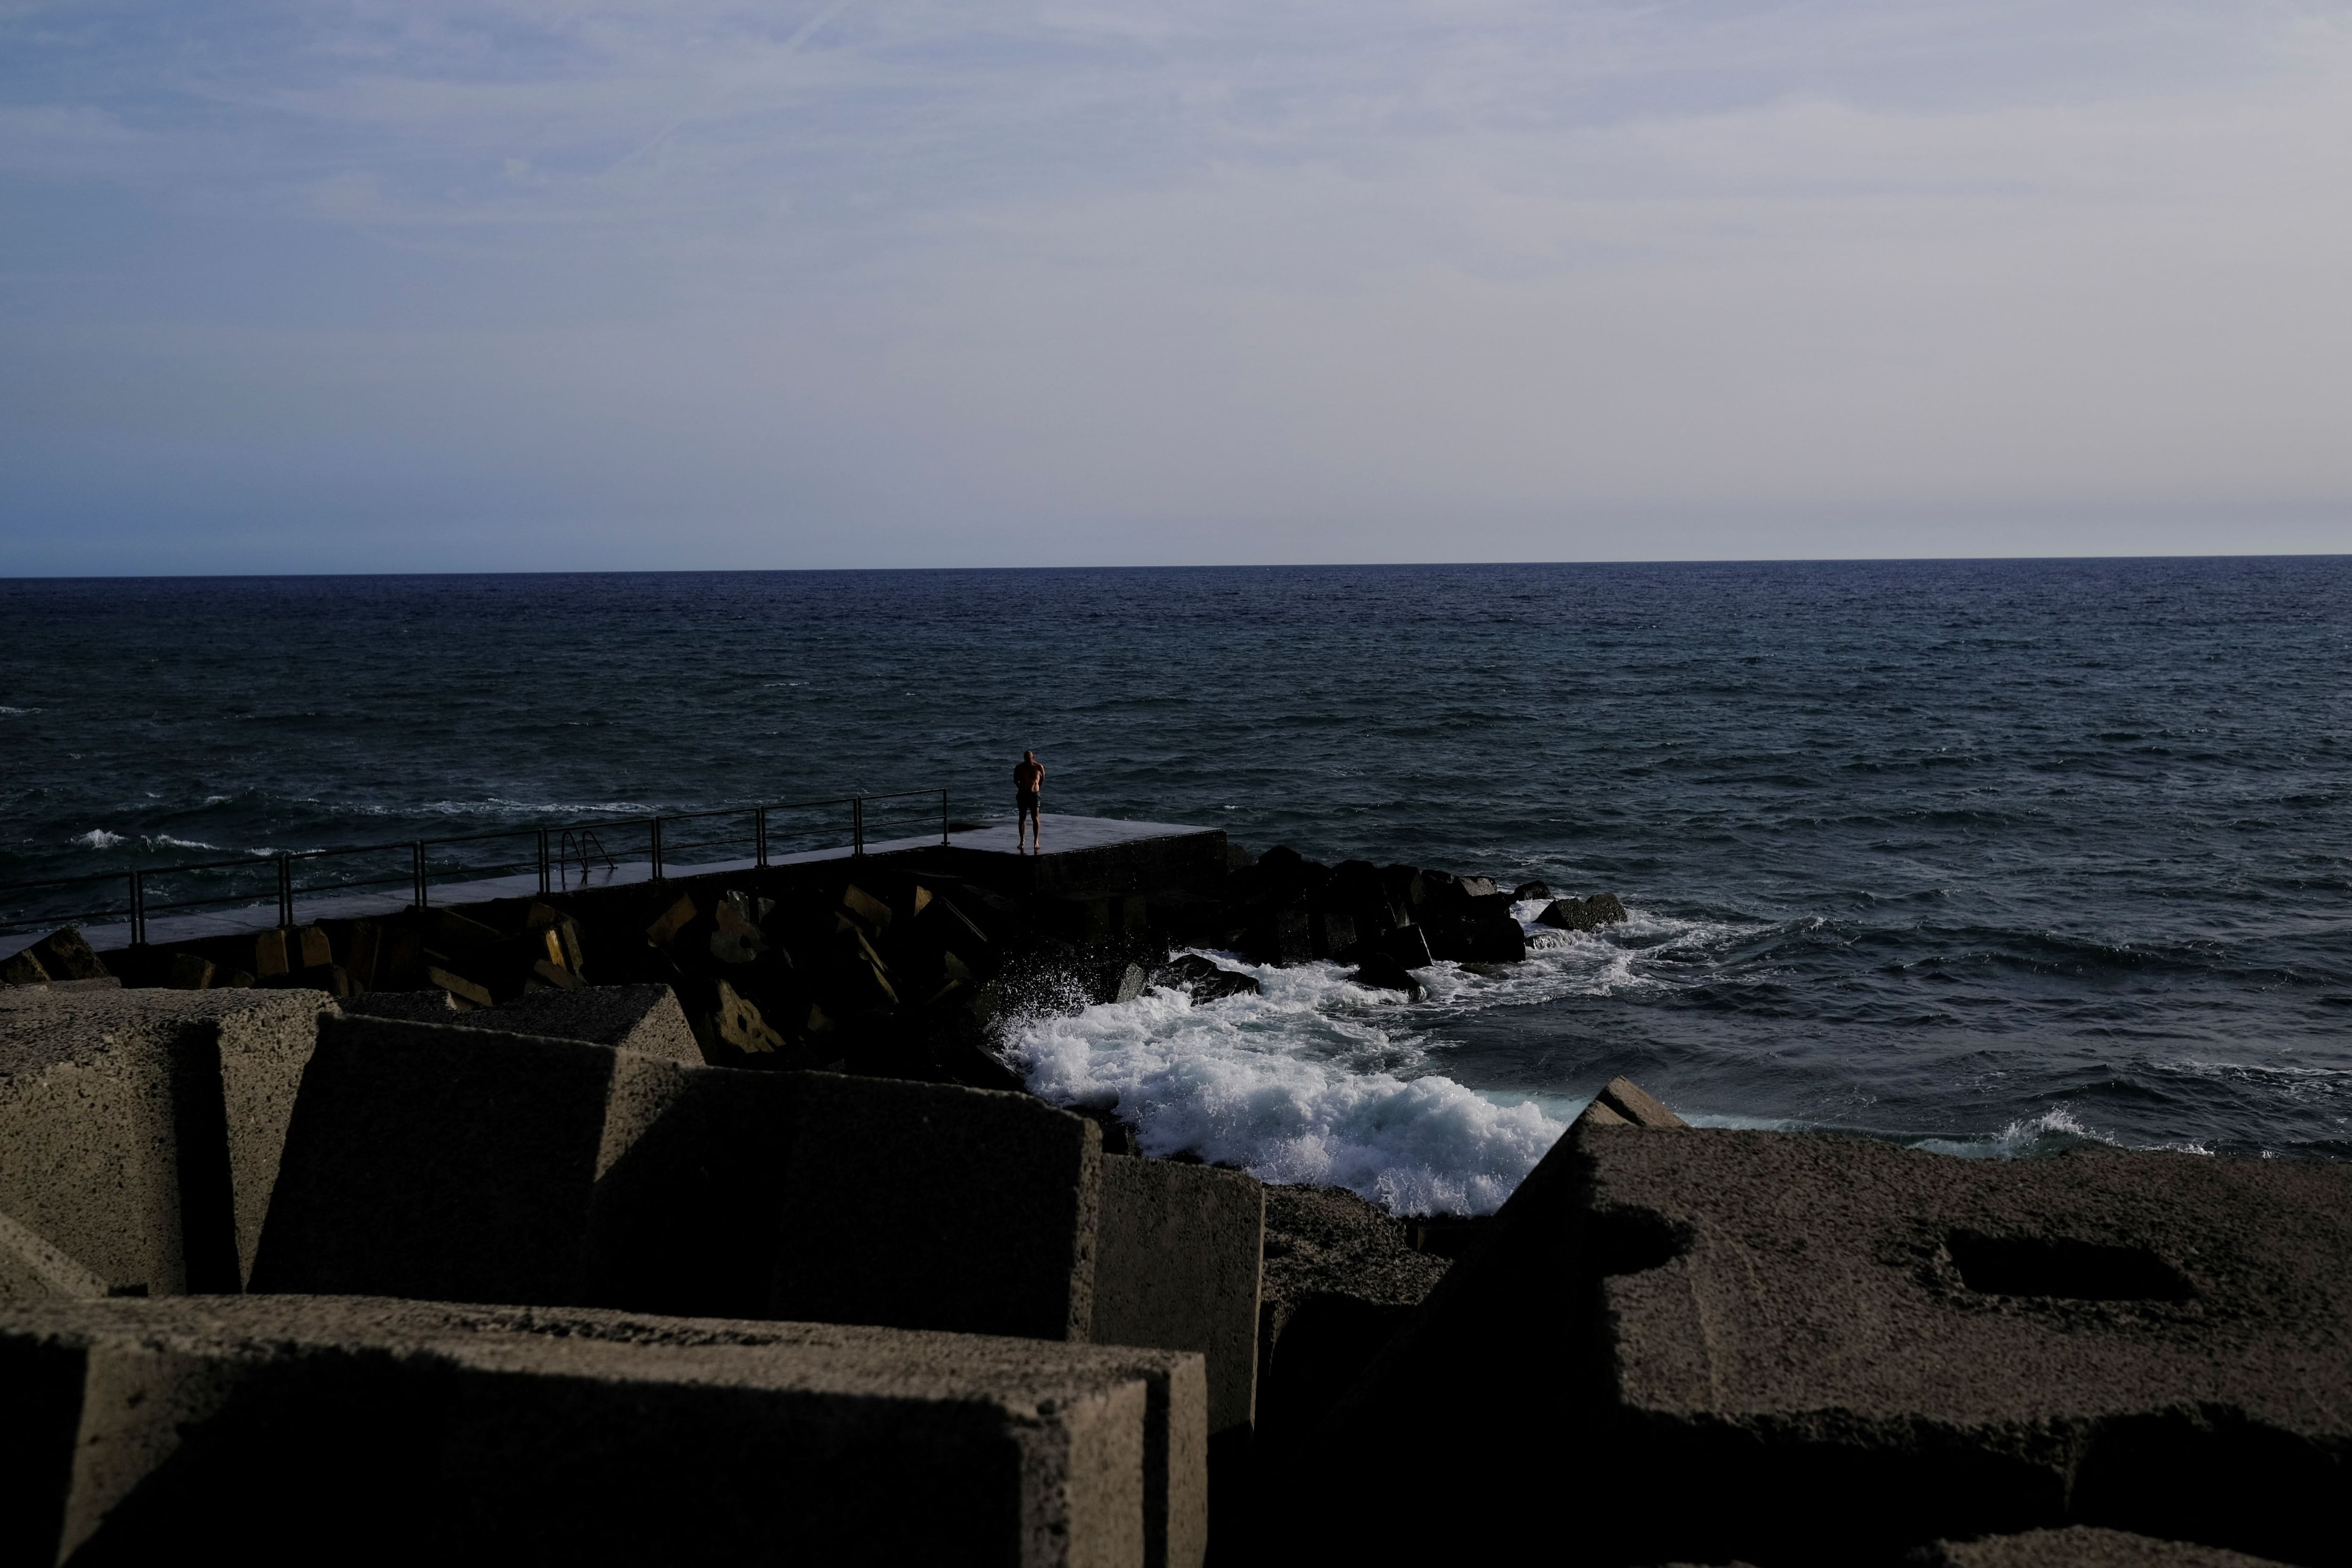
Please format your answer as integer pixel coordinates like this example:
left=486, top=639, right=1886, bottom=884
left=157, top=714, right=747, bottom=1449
left=537, top=829, right=551, bottom=896
left=276, top=854, right=294, bottom=931
left=940, top=790, right=950, bottom=845
left=651, top=817, right=664, bottom=882
left=755, top=806, right=769, bottom=868
left=129, top=871, right=144, bottom=946
left=413, top=842, right=428, bottom=910
left=852, top=797, right=866, bottom=857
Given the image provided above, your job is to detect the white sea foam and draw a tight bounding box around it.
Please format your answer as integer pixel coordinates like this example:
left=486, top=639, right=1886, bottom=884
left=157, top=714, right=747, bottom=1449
left=73, top=829, right=124, bottom=849
left=1906, top=1105, right=2118, bottom=1160
left=1009, top=963, right=1565, bottom=1214
left=149, top=835, right=222, bottom=852
left=0, top=705, right=37, bottom=716
left=1009, top=950, right=1579, bottom=1213
left=1005, top=901, right=1785, bottom=1213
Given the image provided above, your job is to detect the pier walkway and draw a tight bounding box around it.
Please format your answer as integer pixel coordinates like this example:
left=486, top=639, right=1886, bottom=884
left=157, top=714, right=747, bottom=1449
left=1, top=812, right=1222, bottom=958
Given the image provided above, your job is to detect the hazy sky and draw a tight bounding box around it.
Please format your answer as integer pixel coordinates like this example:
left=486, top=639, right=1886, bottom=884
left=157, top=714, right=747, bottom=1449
left=4, top=1, right=2349, bottom=572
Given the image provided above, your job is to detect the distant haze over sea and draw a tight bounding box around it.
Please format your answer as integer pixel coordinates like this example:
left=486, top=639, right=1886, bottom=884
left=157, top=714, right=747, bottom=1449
left=3, top=558, right=2346, bottom=1208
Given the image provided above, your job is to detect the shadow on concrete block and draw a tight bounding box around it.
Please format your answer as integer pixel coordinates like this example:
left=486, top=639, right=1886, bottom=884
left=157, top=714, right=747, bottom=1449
left=770, top=1073, right=1103, bottom=1341
left=0, top=1295, right=1208, bottom=1568
left=1306, top=1120, right=2352, bottom=1567
left=252, top=1014, right=695, bottom=1305
left=1092, top=1154, right=1264, bottom=1435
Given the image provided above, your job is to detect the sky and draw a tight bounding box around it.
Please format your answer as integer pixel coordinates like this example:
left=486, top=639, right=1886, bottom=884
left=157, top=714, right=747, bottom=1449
left=2, top=1, right=2349, bottom=573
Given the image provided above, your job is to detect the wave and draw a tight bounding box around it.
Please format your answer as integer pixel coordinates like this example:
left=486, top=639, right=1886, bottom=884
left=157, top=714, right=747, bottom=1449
left=1008, top=957, right=1566, bottom=1215
left=1902, top=1106, right=2131, bottom=1160
left=73, top=829, right=124, bottom=849
left=0, top=706, right=37, bottom=716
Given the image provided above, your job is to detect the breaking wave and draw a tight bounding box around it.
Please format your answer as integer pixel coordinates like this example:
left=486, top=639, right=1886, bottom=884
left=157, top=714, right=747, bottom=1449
left=72, top=829, right=124, bottom=848
left=1008, top=958, right=1567, bottom=1214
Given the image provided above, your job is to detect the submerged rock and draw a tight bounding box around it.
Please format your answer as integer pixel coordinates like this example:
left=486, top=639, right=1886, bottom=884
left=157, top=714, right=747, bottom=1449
left=1537, top=891, right=1629, bottom=932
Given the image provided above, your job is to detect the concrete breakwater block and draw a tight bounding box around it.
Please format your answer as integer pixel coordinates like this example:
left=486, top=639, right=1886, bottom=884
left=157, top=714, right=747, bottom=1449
left=771, top=1072, right=1105, bottom=1341
left=0, top=1294, right=1208, bottom=1568
left=1092, top=1154, right=1264, bottom=1435
left=251, top=1013, right=695, bottom=1305
left=255, top=1019, right=1107, bottom=1342
left=342, top=982, right=699, bottom=1061
left=255, top=1022, right=1263, bottom=1425
left=1322, top=1123, right=2352, bottom=1567
left=0, top=988, right=334, bottom=1299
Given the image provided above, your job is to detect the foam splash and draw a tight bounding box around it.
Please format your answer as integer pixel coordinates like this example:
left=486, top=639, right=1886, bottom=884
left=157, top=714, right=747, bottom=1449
left=1905, top=1106, right=2119, bottom=1160
left=1009, top=953, right=1569, bottom=1215
left=1006, top=901, right=1786, bottom=1214
left=73, top=829, right=124, bottom=849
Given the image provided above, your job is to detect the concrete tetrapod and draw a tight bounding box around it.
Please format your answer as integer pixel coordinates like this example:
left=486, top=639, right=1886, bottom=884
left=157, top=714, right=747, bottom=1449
left=1315, top=1121, right=2352, bottom=1567
left=0, top=988, right=334, bottom=1298
left=0, top=1295, right=1207, bottom=1568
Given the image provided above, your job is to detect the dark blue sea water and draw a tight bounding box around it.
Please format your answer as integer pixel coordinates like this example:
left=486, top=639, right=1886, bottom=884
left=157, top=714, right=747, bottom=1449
left=4, top=560, right=2348, bottom=1205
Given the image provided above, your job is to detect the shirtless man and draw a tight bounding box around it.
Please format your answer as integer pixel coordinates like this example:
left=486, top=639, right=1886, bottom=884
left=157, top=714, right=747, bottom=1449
left=1013, top=751, right=1045, bottom=851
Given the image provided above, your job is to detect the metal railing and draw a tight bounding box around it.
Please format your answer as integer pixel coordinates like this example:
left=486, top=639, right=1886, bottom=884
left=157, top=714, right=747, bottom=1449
left=0, top=788, right=953, bottom=946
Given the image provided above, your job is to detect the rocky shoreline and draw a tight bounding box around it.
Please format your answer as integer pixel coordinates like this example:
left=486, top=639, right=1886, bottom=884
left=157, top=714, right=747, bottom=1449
left=2, top=828, right=2344, bottom=1565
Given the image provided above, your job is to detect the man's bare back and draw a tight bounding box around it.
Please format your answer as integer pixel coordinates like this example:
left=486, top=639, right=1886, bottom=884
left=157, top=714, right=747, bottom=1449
left=1014, top=751, right=1045, bottom=850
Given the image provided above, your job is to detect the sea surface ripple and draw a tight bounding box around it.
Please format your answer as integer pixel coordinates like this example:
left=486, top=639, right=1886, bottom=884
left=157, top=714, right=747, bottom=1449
left=3, top=559, right=2346, bottom=1205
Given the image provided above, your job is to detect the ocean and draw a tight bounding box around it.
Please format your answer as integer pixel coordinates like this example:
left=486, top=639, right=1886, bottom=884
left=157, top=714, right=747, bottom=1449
left=3, top=558, right=2347, bottom=1208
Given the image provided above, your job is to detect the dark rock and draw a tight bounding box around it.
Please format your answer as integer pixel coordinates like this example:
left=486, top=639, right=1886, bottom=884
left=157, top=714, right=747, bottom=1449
left=1455, top=875, right=1501, bottom=899
left=1538, top=892, right=1630, bottom=932
left=1412, top=870, right=1465, bottom=914
left=25, top=927, right=108, bottom=983
left=1153, top=953, right=1262, bottom=1003
left=1378, top=925, right=1435, bottom=968
left=1240, top=906, right=1312, bottom=966
left=1310, top=907, right=1358, bottom=959
left=1378, top=864, right=1424, bottom=910
left=1454, top=915, right=1526, bottom=964
left=1346, top=955, right=1426, bottom=1002
left=1512, top=881, right=1552, bottom=902
left=1462, top=890, right=1517, bottom=922
left=1227, top=841, right=1256, bottom=870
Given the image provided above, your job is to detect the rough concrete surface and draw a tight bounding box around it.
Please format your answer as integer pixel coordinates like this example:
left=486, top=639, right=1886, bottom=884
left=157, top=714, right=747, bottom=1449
left=1915, top=1527, right=2296, bottom=1568
left=0, top=988, right=333, bottom=1296
left=1254, top=1184, right=1450, bottom=1452
left=1319, top=1125, right=2352, bottom=1567
left=1093, top=1155, right=1264, bottom=1435
left=772, top=1073, right=1104, bottom=1342
left=1588, top=1073, right=1689, bottom=1129
left=252, top=1013, right=693, bottom=1305
left=465, top=983, right=701, bottom=1061
left=0, top=1294, right=1207, bottom=1568
left=343, top=983, right=700, bottom=1062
